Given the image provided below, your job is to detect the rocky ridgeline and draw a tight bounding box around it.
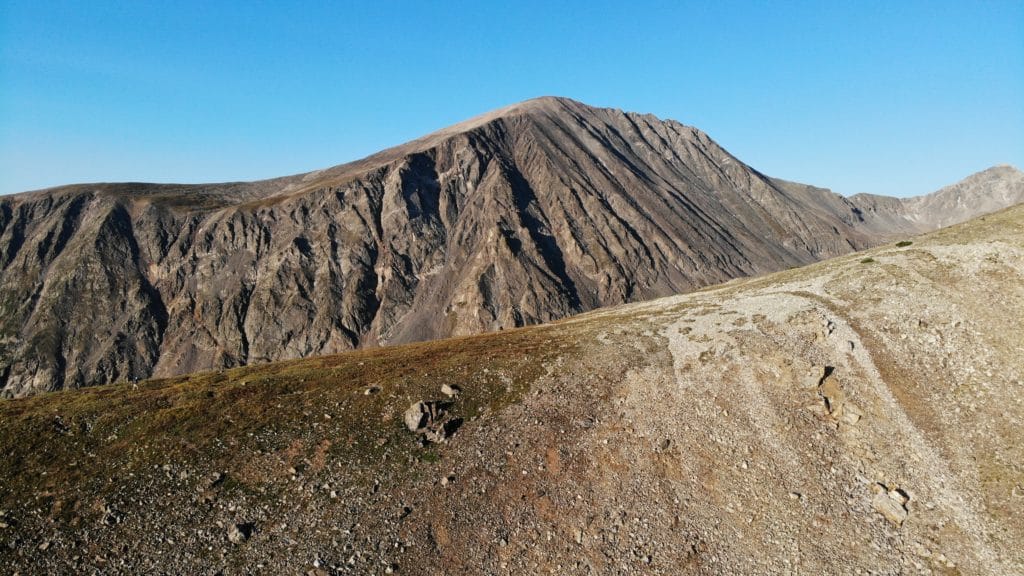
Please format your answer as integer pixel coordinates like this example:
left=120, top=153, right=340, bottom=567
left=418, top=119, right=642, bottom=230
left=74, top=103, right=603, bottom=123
left=2, top=97, right=1022, bottom=397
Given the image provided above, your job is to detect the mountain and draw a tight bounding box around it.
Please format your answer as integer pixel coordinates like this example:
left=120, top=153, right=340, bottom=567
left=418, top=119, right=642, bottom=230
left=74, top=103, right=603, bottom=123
left=768, top=164, right=1024, bottom=237
left=833, top=164, right=1024, bottom=235
left=2, top=204, right=1022, bottom=574
left=1, top=97, right=1022, bottom=397
left=901, top=164, right=1024, bottom=229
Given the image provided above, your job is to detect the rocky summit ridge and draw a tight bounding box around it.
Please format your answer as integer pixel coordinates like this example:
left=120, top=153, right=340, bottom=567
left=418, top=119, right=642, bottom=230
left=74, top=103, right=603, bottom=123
left=1, top=96, right=1022, bottom=397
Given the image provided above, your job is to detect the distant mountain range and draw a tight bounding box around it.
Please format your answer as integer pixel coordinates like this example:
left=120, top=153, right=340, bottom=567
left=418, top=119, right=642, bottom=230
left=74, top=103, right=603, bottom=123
left=1, top=96, right=1022, bottom=397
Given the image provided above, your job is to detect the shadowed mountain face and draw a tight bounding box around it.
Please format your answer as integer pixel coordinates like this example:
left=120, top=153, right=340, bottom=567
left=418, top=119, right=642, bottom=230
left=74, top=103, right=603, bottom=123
left=1, top=97, right=1021, bottom=397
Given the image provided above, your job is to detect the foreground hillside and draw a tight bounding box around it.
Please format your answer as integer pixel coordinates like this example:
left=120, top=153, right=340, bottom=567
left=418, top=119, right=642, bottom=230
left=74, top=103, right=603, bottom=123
left=4, top=96, right=1022, bottom=397
left=2, top=205, right=1023, bottom=574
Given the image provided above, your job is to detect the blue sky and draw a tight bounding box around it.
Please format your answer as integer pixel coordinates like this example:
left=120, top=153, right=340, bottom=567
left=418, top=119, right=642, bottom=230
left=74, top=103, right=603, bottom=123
left=1, top=1, right=1021, bottom=197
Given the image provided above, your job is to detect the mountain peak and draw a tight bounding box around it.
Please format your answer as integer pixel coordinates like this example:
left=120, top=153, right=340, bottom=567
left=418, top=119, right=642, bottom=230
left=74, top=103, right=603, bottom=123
left=973, top=163, right=1022, bottom=178
left=428, top=95, right=588, bottom=136
left=289, top=96, right=630, bottom=194
left=507, top=94, right=582, bottom=109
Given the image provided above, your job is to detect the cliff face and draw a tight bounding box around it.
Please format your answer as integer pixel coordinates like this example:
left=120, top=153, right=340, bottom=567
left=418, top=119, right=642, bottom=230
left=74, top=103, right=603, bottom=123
left=1, top=97, right=1021, bottom=397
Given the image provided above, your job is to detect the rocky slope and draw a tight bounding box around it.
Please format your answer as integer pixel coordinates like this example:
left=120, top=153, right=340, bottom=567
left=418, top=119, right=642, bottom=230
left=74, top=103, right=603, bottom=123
left=2, top=97, right=1022, bottom=397
left=2, top=204, right=1021, bottom=574
left=833, top=164, right=1024, bottom=235
left=901, top=164, right=1024, bottom=229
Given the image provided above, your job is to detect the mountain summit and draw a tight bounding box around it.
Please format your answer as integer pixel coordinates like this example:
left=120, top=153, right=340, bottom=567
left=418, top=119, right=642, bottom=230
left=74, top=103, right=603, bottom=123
left=1, top=98, right=1021, bottom=396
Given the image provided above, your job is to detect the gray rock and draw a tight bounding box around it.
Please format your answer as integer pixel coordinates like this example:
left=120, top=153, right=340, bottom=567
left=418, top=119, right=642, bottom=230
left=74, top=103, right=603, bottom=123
left=404, top=400, right=457, bottom=443
left=871, top=484, right=909, bottom=525
left=404, top=401, right=431, bottom=432
left=227, top=523, right=254, bottom=544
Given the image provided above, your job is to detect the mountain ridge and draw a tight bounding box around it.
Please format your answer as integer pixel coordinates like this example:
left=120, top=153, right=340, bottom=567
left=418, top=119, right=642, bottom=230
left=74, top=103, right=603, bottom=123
left=1, top=98, right=1022, bottom=397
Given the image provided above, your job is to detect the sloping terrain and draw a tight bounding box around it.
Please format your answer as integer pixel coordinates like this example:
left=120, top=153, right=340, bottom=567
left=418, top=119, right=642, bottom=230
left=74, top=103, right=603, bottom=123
left=841, top=164, right=1024, bottom=235
left=2, top=205, right=1021, bottom=574
left=3, top=97, right=1021, bottom=398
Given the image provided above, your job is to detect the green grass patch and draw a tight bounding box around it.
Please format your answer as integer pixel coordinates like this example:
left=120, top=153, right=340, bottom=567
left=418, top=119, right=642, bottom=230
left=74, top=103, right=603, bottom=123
left=895, top=241, right=913, bottom=247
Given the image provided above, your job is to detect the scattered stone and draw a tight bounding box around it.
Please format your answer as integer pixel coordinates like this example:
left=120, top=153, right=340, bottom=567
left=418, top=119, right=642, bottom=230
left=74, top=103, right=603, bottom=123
left=403, top=400, right=460, bottom=443
left=817, top=368, right=862, bottom=424
left=807, top=365, right=829, bottom=389
left=888, top=488, right=910, bottom=505
left=228, top=523, right=255, bottom=544
left=53, top=416, right=70, bottom=435
left=365, top=386, right=381, bottom=395
left=441, top=383, right=461, bottom=397
left=871, top=483, right=909, bottom=525
left=404, top=401, right=431, bottom=432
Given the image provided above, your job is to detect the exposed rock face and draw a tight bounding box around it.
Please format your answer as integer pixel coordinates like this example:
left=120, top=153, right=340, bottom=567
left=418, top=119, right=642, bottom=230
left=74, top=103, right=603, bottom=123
left=1, top=97, right=1022, bottom=397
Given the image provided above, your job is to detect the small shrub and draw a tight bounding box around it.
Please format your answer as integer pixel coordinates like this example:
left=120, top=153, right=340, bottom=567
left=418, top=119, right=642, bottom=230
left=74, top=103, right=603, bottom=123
left=895, top=240, right=913, bottom=247
left=860, top=257, right=875, bottom=264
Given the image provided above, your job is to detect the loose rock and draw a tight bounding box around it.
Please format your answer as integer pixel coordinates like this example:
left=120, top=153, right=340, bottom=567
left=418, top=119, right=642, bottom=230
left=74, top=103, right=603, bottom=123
left=228, top=523, right=254, bottom=544
left=871, top=484, right=909, bottom=525
left=403, top=400, right=459, bottom=443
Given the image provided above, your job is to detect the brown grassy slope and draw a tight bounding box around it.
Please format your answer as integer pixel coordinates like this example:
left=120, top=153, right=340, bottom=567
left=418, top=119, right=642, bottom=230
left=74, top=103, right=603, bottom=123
left=1, top=204, right=1022, bottom=575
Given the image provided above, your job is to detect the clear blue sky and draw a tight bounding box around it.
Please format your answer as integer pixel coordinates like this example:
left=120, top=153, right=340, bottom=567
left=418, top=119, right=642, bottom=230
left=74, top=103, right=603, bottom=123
left=1, top=1, right=1022, bottom=197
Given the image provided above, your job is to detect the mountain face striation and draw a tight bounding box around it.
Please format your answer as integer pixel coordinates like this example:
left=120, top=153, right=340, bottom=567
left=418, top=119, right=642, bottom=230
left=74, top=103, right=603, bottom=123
left=1, top=97, right=1021, bottom=397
